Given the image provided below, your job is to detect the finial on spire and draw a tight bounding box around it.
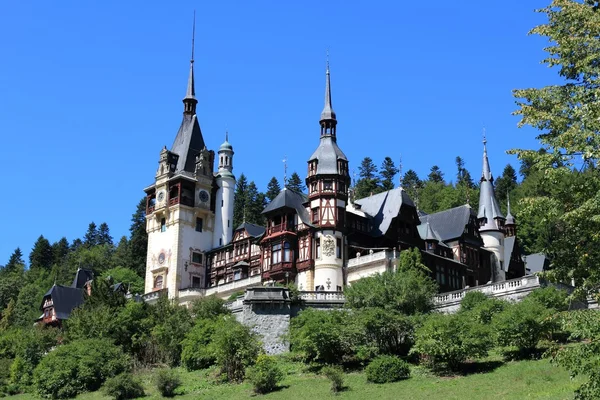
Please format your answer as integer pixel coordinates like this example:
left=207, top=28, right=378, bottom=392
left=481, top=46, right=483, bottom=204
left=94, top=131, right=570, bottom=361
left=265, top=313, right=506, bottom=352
left=483, top=127, right=487, bottom=147
left=320, top=49, right=336, bottom=127
left=481, top=129, right=492, bottom=181
left=282, top=155, right=288, bottom=185
left=398, top=154, right=403, bottom=187
left=191, top=10, right=196, bottom=63
left=225, top=130, right=228, bottom=142
left=326, top=48, right=330, bottom=74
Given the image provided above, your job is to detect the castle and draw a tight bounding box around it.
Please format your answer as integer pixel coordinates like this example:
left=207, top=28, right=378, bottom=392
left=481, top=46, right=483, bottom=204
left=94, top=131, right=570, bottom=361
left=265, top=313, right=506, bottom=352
left=142, top=49, right=525, bottom=302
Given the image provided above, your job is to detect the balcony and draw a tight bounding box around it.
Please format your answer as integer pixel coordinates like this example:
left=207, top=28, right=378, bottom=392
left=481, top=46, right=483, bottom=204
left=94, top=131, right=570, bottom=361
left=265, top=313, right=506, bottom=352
left=267, top=223, right=296, bottom=235
left=142, top=288, right=167, bottom=303
left=347, top=250, right=394, bottom=270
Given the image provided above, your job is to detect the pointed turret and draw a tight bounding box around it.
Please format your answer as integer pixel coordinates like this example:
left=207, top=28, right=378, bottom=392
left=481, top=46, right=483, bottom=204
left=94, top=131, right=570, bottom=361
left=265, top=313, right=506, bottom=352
left=477, top=137, right=504, bottom=231
left=170, top=13, right=206, bottom=173
left=505, top=194, right=516, bottom=237
left=319, top=54, right=337, bottom=138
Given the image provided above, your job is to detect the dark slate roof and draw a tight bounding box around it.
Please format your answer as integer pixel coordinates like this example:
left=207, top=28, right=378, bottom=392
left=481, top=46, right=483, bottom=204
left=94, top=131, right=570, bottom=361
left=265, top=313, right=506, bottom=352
left=354, top=188, right=415, bottom=237
left=419, top=205, right=475, bottom=242
left=477, top=141, right=504, bottom=223
left=235, top=222, right=266, bottom=238
left=308, top=136, right=347, bottom=175
left=262, top=188, right=312, bottom=226
left=171, top=115, right=206, bottom=173
left=523, top=253, right=548, bottom=274
left=41, top=285, right=85, bottom=320
left=71, top=268, right=94, bottom=289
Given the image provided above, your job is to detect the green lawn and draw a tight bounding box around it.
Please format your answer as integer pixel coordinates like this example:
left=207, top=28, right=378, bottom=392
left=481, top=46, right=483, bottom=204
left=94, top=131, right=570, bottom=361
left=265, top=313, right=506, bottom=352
left=9, top=358, right=582, bottom=400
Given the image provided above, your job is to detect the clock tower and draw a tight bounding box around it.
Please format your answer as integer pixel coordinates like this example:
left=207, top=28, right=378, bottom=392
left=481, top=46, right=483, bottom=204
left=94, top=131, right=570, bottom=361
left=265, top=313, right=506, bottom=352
left=143, top=38, right=217, bottom=298
left=303, top=60, right=351, bottom=292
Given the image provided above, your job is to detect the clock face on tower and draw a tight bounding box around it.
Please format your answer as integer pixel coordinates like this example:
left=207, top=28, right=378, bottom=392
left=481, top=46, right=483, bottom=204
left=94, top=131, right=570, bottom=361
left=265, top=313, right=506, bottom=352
left=199, top=190, right=209, bottom=203
left=157, top=191, right=165, bottom=202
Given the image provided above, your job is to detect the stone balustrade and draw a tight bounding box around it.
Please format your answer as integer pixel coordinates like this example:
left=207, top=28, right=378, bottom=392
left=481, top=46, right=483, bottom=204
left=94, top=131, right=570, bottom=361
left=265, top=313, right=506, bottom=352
left=347, top=250, right=393, bottom=269
left=298, top=291, right=346, bottom=301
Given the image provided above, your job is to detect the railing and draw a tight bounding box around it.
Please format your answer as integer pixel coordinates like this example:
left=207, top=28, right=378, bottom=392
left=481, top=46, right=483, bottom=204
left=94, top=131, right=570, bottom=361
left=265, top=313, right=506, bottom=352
left=203, top=274, right=262, bottom=297
left=434, top=275, right=541, bottom=305
left=267, top=223, right=296, bottom=235
left=347, top=250, right=393, bottom=269
left=298, top=291, right=346, bottom=301
left=169, top=197, right=179, bottom=206
left=142, top=288, right=167, bottom=302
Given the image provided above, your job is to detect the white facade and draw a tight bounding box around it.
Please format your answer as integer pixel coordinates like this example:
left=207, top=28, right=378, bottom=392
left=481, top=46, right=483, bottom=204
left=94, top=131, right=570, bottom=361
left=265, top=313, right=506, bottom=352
left=313, top=231, right=344, bottom=291
left=481, top=230, right=506, bottom=281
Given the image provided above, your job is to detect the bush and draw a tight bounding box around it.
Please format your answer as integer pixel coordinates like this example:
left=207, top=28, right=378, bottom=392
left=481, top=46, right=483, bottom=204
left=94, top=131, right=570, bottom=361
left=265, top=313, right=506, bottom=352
left=464, top=298, right=507, bottom=324
left=213, top=317, right=261, bottom=382
left=104, top=373, right=145, bottom=400
left=246, top=355, right=283, bottom=394
left=289, top=309, right=366, bottom=365
left=365, top=355, right=410, bottom=383
left=527, top=286, right=570, bottom=312
left=492, top=300, right=554, bottom=358
left=155, top=368, right=181, bottom=398
left=459, top=291, right=488, bottom=312
left=344, top=256, right=437, bottom=314
left=356, top=308, right=415, bottom=357
left=411, top=313, right=491, bottom=372
left=33, top=338, right=130, bottom=399
left=190, top=295, right=230, bottom=320
left=181, top=319, right=218, bottom=371
left=322, top=365, right=344, bottom=393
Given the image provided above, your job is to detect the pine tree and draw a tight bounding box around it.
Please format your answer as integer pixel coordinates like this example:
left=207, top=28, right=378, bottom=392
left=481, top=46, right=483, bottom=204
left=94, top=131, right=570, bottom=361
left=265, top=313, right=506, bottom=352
left=71, top=238, right=83, bottom=252
left=495, top=164, right=518, bottom=202
left=51, top=237, right=70, bottom=266
left=84, top=222, right=99, bottom=248
left=246, top=182, right=267, bottom=226
left=29, top=235, right=53, bottom=270
left=427, top=165, right=444, bottom=183
left=266, top=177, right=282, bottom=201
left=5, top=248, right=25, bottom=272
left=112, top=236, right=130, bottom=268
left=97, top=222, right=113, bottom=247
left=354, top=157, right=382, bottom=199
left=401, top=169, right=423, bottom=206
left=286, top=172, right=306, bottom=193
left=455, top=156, right=474, bottom=187
left=380, top=157, right=399, bottom=192
left=233, top=174, right=249, bottom=228
left=128, top=197, right=148, bottom=277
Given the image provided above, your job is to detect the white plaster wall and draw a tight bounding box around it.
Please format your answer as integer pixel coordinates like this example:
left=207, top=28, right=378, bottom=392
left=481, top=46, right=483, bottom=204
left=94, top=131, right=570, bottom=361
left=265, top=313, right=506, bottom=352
left=221, top=177, right=235, bottom=245
left=347, top=262, right=388, bottom=284
left=313, top=231, right=344, bottom=291
left=482, top=231, right=505, bottom=281
left=296, top=271, right=308, bottom=291
left=214, top=180, right=224, bottom=248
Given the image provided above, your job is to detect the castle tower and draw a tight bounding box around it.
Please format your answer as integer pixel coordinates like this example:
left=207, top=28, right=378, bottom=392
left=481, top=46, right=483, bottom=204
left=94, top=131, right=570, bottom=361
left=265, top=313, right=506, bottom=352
left=143, top=20, right=216, bottom=297
left=303, top=58, right=351, bottom=292
left=477, top=137, right=506, bottom=281
left=213, top=132, right=235, bottom=248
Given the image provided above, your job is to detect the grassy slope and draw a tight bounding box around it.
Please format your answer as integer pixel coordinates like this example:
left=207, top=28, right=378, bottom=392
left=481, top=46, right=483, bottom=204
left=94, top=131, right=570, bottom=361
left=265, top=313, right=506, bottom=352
left=9, top=358, right=581, bottom=400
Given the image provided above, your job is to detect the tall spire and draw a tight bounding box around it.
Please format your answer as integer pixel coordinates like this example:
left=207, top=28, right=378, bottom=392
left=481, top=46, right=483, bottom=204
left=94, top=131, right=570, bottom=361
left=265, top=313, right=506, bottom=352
left=320, top=50, right=337, bottom=137
left=506, top=193, right=515, bottom=225
left=183, top=11, right=198, bottom=116
left=481, top=129, right=492, bottom=182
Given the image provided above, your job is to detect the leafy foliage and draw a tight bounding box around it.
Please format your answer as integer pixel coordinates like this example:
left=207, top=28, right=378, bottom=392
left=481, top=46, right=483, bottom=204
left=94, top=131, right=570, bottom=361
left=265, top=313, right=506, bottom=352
left=33, top=338, right=130, bottom=399
left=103, top=373, right=145, bottom=400
left=492, top=299, right=555, bottom=358
left=527, top=286, right=570, bottom=312
left=365, top=355, right=410, bottom=383
left=154, top=368, right=181, bottom=398
left=459, top=291, right=489, bottom=312
left=213, top=316, right=261, bottom=382
left=246, top=354, right=284, bottom=394
left=355, top=308, right=415, bottom=357
left=412, top=313, right=492, bottom=372
left=181, top=318, right=218, bottom=371
left=345, top=251, right=437, bottom=314
left=322, top=365, right=345, bottom=393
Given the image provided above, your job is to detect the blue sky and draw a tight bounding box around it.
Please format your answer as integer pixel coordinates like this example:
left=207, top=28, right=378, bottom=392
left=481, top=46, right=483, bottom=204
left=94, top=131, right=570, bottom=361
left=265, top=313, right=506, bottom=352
left=0, top=1, right=560, bottom=264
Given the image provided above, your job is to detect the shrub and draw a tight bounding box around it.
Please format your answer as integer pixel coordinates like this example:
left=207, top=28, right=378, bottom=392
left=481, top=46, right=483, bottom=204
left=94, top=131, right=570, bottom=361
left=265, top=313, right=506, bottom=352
left=459, top=291, right=488, bottom=312
left=527, top=286, right=570, bottom=312
left=365, top=355, right=410, bottom=383
left=155, top=368, right=181, bottom=398
left=289, top=309, right=366, bottom=365
left=412, top=313, right=491, bottom=372
left=33, top=338, right=130, bottom=399
left=104, top=373, right=145, bottom=400
left=356, top=308, right=415, bottom=357
left=345, top=253, right=437, bottom=314
left=322, top=365, right=344, bottom=393
left=190, top=295, right=230, bottom=320
left=150, top=296, right=193, bottom=366
left=493, top=300, right=554, bottom=358
left=213, top=316, right=261, bottom=382
left=181, top=318, right=218, bottom=371
left=246, top=355, right=283, bottom=394
left=465, top=298, right=507, bottom=324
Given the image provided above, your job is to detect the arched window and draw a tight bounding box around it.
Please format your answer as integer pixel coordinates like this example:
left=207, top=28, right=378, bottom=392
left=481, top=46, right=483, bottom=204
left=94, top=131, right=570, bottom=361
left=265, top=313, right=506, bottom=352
left=283, top=242, right=292, bottom=262
left=154, top=275, right=163, bottom=289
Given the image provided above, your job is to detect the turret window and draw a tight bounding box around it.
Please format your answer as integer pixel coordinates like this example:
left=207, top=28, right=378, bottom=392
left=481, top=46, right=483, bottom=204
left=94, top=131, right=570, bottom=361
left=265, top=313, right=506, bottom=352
left=154, top=275, right=163, bottom=290
left=160, top=218, right=166, bottom=232
left=272, top=243, right=282, bottom=264
left=316, top=239, right=321, bottom=258
left=192, top=252, right=202, bottom=264
left=312, top=208, right=319, bottom=223
left=336, top=238, right=342, bottom=258
left=323, top=180, right=333, bottom=191
left=283, top=242, right=292, bottom=262
left=196, top=217, right=203, bottom=232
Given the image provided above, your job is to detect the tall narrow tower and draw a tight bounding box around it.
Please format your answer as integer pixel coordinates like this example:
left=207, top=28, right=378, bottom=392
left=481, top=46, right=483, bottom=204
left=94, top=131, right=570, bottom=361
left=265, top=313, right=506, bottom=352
left=143, top=17, right=216, bottom=297
left=477, top=137, right=506, bottom=281
left=304, top=58, right=351, bottom=292
left=214, top=132, right=235, bottom=248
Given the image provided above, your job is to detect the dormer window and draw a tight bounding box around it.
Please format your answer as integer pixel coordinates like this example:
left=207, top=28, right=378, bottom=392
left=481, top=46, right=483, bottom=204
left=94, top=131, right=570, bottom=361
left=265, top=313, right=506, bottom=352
left=323, top=180, right=333, bottom=191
